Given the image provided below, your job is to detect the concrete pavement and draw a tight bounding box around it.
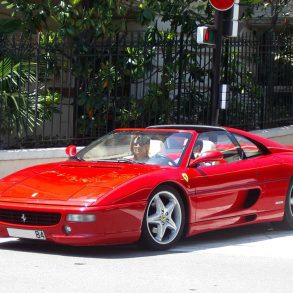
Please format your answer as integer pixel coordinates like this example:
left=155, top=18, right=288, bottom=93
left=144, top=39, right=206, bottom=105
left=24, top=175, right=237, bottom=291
left=0, top=223, right=293, bottom=293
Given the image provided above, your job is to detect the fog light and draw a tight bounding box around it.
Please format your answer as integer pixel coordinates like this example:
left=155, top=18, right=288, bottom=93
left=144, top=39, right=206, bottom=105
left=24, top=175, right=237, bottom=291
left=66, top=214, right=96, bottom=222
left=64, top=225, right=72, bottom=235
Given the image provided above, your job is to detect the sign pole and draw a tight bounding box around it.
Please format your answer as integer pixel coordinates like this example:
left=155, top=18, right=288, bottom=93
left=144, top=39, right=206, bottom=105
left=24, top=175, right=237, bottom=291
left=211, top=10, right=223, bottom=126
left=208, top=0, right=235, bottom=125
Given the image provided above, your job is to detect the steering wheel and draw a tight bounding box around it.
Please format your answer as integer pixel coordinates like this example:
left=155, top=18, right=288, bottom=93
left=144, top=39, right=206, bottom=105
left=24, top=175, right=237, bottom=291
left=149, top=153, right=176, bottom=166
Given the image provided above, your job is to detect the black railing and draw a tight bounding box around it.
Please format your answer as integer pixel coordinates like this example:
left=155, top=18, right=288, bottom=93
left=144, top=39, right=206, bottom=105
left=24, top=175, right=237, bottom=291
left=0, top=31, right=292, bottom=149
left=220, top=33, right=293, bottom=130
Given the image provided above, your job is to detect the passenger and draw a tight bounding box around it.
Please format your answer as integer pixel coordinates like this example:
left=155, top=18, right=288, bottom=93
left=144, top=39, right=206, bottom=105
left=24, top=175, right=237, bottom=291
left=192, top=139, right=221, bottom=166
left=193, top=140, right=203, bottom=158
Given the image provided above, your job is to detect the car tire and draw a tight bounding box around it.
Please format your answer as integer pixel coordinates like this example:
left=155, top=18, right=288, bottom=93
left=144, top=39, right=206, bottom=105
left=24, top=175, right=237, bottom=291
left=140, top=185, right=185, bottom=250
left=282, top=181, right=293, bottom=229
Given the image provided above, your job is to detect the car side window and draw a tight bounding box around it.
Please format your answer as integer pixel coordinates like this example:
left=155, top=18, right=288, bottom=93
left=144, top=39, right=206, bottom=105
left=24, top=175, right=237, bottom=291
left=196, top=131, right=241, bottom=163
left=233, top=134, right=264, bottom=158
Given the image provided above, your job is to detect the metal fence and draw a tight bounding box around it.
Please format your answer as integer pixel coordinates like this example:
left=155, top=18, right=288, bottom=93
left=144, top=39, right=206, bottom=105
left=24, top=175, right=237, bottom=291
left=0, top=31, right=292, bottom=149
left=221, top=33, right=293, bottom=129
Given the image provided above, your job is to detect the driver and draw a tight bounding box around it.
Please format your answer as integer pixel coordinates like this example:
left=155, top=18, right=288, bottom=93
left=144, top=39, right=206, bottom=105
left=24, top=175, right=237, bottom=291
left=130, top=135, right=151, bottom=162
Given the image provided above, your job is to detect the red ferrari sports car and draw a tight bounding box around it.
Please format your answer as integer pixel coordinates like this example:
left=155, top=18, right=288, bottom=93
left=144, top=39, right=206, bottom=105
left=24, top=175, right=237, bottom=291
left=0, top=125, right=293, bottom=250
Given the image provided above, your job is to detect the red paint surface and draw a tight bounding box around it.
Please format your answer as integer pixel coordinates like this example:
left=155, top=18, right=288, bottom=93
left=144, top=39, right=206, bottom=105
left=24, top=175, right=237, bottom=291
left=0, top=126, right=292, bottom=246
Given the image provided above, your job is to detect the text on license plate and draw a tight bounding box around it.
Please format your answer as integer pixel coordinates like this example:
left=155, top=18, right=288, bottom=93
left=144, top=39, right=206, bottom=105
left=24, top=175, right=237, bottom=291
left=7, top=228, right=46, bottom=240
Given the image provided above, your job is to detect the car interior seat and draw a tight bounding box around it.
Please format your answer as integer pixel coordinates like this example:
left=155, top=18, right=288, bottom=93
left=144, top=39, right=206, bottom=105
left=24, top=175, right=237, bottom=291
left=197, top=140, right=221, bottom=166
left=200, top=140, right=217, bottom=153
left=149, top=139, right=165, bottom=157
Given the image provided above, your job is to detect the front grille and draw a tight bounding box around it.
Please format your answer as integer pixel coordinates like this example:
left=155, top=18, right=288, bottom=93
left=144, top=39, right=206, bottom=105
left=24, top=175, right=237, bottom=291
left=0, top=209, right=61, bottom=226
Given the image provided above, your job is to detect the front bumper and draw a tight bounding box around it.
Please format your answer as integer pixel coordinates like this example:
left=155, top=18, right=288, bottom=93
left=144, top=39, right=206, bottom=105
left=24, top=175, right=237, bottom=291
left=0, top=201, right=146, bottom=246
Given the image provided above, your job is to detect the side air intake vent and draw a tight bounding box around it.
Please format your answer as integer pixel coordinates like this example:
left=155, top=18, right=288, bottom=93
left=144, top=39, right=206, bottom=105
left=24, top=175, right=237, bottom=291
left=243, top=189, right=261, bottom=209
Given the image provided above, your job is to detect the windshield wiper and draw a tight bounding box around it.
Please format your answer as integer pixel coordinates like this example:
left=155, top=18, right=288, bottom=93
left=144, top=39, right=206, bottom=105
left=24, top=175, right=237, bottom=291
left=90, top=158, right=145, bottom=164
left=115, top=158, right=135, bottom=163
left=117, top=159, right=146, bottom=164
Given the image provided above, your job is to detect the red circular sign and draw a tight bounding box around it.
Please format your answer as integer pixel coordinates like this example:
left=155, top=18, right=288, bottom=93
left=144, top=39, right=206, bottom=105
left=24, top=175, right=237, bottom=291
left=209, top=0, right=235, bottom=11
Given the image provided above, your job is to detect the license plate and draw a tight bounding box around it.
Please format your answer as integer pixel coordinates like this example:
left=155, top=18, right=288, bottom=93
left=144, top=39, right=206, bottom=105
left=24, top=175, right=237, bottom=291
left=7, top=228, right=46, bottom=240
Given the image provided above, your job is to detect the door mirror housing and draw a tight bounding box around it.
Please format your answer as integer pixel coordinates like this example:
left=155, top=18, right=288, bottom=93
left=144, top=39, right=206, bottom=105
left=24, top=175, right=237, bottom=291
left=189, top=150, right=224, bottom=167
left=65, top=145, right=77, bottom=157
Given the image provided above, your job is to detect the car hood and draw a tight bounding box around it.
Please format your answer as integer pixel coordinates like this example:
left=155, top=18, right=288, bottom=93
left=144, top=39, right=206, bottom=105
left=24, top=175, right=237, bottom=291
left=0, top=161, right=157, bottom=206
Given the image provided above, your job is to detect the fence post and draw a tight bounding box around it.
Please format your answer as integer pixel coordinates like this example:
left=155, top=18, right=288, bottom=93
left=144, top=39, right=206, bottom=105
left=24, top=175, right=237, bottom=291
left=176, top=32, right=185, bottom=124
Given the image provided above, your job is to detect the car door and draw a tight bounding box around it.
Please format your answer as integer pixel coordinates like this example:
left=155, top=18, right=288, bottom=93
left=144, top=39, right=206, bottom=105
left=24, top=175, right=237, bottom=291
left=188, top=131, right=262, bottom=222
left=191, top=160, right=261, bottom=222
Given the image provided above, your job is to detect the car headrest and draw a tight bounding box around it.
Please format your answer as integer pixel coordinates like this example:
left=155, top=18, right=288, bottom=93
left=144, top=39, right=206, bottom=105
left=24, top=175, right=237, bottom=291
left=201, top=140, right=216, bottom=153
left=149, top=140, right=164, bottom=157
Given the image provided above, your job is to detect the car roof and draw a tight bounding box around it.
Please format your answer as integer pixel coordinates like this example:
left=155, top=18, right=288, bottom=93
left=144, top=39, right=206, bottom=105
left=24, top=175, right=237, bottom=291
left=147, top=125, right=227, bottom=133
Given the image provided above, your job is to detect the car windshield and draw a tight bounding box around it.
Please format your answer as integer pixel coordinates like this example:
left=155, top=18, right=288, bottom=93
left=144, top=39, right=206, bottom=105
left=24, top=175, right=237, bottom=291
left=76, top=130, right=192, bottom=166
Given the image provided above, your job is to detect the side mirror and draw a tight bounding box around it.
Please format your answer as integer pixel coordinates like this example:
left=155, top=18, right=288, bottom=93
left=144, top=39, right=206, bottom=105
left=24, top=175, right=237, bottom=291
left=189, top=150, right=224, bottom=167
left=65, top=145, right=77, bottom=157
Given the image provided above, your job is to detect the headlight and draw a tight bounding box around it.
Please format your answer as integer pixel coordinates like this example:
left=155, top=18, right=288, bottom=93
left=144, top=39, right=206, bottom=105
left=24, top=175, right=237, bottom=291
left=66, top=214, right=96, bottom=222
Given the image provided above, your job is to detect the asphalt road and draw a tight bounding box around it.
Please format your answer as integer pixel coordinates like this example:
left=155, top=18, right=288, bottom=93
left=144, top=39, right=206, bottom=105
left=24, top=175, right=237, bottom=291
left=0, top=223, right=293, bottom=293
